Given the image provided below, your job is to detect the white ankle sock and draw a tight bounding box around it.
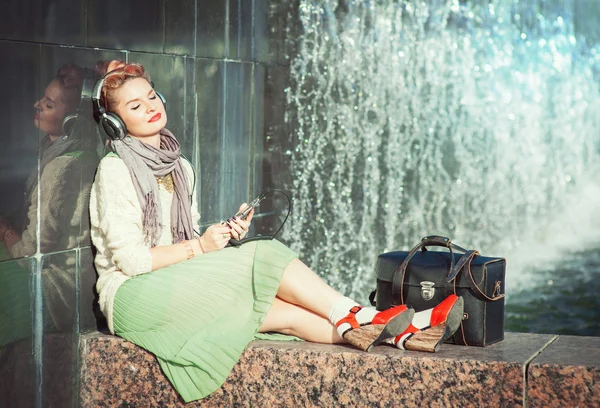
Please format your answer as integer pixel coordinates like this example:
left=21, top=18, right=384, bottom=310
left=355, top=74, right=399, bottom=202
left=412, top=308, right=434, bottom=329
left=386, top=333, right=409, bottom=348
left=328, top=296, right=361, bottom=325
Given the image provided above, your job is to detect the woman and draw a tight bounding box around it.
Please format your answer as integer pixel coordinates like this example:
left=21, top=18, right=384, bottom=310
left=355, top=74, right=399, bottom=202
left=89, top=61, right=464, bottom=403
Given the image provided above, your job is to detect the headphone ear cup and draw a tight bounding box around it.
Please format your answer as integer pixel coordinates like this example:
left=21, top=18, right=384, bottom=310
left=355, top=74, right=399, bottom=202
left=62, top=114, right=77, bottom=136
left=156, top=91, right=166, bottom=107
left=100, top=112, right=127, bottom=140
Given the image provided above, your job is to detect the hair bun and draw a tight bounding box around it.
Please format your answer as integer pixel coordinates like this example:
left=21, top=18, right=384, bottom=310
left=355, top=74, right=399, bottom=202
left=95, top=59, right=127, bottom=76
left=106, top=60, right=127, bottom=74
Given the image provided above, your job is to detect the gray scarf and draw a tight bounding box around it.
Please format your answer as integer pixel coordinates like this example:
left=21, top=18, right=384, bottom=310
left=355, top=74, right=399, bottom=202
left=110, top=128, right=194, bottom=247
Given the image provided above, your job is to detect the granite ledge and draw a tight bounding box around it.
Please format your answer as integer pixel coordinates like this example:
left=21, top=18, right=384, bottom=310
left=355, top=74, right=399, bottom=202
left=527, top=335, right=600, bottom=408
left=79, top=331, right=571, bottom=407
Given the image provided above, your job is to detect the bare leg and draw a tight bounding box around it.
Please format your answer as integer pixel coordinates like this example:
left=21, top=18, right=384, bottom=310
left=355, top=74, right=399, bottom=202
left=276, top=258, right=346, bottom=318
left=260, top=297, right=345, bottom=344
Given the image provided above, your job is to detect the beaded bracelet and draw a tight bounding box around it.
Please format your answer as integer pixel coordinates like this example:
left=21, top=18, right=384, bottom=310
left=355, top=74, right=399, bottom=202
left=182, top=240, right=195, bottom=259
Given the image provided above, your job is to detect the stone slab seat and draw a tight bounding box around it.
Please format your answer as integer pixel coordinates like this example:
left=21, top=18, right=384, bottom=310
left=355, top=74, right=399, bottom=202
left=79, top=332, right=600, bottom=407
left=527, top=335, right=600, bottom=408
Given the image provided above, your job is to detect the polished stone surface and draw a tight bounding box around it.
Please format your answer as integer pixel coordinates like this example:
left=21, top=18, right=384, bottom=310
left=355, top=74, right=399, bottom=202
left=42, top=333, right=77, bottom=408
left=87, top=0, right=164, bottom=53
left=194, top=59, right=256, bottom=224
left=79, top=247, right=107, bottom=332
left=0, top=338, right=36, bottom=408
left=528, top=335, right=600, bottom=408
left=0, top=40, right=41, bottom=262
left=0, top=333, right=77, bottom=408
left=164, top=0, right=197, bottom=56
left=80, top=332, right=557, bottom=407
left=0, top=256, right=36, bottom=408
left=0, top=0, right=298, bottom=62
left=195, top=0, right=228, bottom=59
left=0, top=0, right=86, bottom=46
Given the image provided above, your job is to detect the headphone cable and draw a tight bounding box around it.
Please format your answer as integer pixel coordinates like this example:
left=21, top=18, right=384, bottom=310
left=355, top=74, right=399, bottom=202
left=181, top=154, right=291, bottom=246
left=228, top=188, right=292, bottom=246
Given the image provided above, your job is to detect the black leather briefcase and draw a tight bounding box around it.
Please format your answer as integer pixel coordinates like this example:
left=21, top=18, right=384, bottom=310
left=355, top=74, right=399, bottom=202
left=369, top=236, right=506, bottom=346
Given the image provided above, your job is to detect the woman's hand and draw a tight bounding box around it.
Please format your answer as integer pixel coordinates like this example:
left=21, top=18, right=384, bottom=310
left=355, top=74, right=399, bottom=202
left=226, top=203, right=254, bottom=240
left=199, top=223, right=233, bottom=252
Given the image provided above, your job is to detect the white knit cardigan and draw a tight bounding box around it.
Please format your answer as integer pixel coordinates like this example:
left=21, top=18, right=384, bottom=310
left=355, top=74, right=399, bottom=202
left=89, top=154, right=200, bottom=334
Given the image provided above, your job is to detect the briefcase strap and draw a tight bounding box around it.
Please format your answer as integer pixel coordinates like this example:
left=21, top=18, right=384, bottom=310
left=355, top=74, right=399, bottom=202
left=419, top=235, right=469, bottom=253
left=465, top=262, right=505, bottom=301
left=392, top=236, right=470, bottom=304
left=444, top=250, right=478, bottom=296
left=448, top=250, right=478, bottom=281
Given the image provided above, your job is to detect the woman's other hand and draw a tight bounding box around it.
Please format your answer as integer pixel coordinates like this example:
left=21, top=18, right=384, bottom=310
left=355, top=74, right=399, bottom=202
left=226, top=203, right=254, bottom=240
left=199, top=223, right=232, bottom=252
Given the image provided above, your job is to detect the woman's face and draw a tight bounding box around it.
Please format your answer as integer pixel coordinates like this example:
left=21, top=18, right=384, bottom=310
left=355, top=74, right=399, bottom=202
left=33, top=79, right=70, bottom=137
left=113, top=77, right=167, bottom=139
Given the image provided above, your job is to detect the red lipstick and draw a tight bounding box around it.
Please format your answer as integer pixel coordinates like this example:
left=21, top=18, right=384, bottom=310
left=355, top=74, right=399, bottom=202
left=148, top=113, right=161, bottom=123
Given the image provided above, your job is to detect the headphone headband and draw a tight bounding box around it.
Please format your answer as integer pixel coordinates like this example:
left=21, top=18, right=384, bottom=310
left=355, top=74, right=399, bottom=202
left=91, top=64, right=166, bottom=141
left=91, top=70, right=127, bottom=140
left=91, top=73, right=104, bottom=111
left=62, top=67, right=100, bottom=137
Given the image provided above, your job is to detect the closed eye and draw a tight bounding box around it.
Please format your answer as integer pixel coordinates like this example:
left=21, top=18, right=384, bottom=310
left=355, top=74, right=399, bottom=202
left=149, top=94, right=157, bottom=100
left=132, top=104, right=141, bottom=110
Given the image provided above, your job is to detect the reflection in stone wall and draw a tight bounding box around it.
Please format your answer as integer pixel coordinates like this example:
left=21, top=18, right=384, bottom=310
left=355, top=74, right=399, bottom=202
left=0, top=57, right=106, bottom=407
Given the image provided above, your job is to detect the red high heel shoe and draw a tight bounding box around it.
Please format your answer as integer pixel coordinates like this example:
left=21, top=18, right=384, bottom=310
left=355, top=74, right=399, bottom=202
left=336, top=304, right=415, bottom=352
left=389, top=295, right=464, bottom=353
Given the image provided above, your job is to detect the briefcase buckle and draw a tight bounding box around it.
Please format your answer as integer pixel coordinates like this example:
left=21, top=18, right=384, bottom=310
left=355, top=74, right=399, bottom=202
left=420, top=281, right=435, bottom=301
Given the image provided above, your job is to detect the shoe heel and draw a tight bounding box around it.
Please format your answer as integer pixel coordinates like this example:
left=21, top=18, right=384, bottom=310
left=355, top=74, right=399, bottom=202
left=444, top=296, right=464, bottom=337
left=368, top=308, right=415, bottom=352
left=344, top=324, right=387, bottom=352
left=344, top=308, right=415, bottom=352
left=405, top=297, right=464, bottom=353
left=404, top=323, right=446, bottom=352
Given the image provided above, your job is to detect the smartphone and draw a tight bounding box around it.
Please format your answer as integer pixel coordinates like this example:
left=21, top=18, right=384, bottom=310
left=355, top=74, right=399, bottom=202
left=234, top=194, right=266, bottom=220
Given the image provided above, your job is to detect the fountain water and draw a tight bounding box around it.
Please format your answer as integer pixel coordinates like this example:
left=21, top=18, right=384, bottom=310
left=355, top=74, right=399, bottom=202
left=283, top=0, right=600, bottom=308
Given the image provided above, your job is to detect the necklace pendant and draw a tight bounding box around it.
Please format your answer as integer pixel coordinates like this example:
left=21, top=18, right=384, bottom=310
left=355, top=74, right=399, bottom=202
left=156, top=173, right=175, bottom=193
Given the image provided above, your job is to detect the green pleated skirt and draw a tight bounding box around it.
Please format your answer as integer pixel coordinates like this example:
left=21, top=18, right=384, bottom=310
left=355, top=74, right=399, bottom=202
left=113, top=239, right=299, bottom=403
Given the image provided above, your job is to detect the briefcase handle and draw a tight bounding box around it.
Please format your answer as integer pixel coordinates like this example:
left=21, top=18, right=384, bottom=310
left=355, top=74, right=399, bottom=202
left=391, top=236, right=475, bottom=304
